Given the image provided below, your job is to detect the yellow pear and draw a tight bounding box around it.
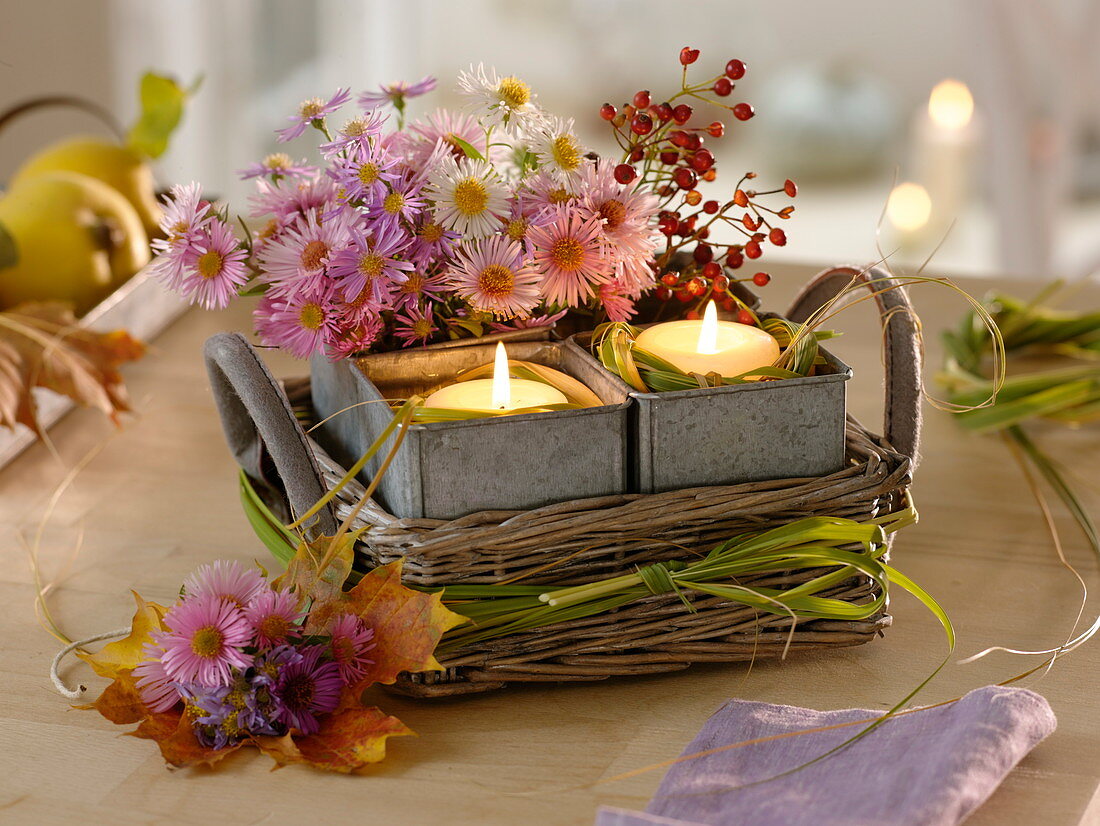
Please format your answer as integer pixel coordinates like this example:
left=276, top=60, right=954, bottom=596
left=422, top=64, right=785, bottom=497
left=10, top=136, right=163, bottom=236
left=0, top=172, right=150, bottom=314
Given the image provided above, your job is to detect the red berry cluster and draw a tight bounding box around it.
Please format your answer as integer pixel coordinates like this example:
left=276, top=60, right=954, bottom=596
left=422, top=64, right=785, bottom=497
left=599, top=47, right=797, bottom=322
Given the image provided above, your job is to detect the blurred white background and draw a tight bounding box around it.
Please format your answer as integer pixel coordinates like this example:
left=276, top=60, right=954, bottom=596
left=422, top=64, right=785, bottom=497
left=3, top=0, right=1100, bottom=279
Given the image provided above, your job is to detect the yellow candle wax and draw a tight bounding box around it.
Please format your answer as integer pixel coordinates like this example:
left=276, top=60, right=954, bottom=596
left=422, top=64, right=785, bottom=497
left=634, top=300, right=779, bottom=378
left=423, top=342, right=569, bottom=413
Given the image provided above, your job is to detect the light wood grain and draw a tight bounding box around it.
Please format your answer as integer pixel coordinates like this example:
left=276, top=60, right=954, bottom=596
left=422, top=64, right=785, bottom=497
left=2, top=265, right=1098, bottom=826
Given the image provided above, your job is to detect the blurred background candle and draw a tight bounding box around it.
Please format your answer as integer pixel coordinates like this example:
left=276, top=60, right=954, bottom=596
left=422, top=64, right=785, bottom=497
left=423, top=342, right=567, bottom=413
left=634, top=301, right=780, bottom=378
left=912, top=78, right=979, bottom=238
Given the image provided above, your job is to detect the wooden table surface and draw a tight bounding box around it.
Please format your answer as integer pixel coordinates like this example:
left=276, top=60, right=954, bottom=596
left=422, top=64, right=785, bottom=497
left=3, top=264, right=1099, bottom=825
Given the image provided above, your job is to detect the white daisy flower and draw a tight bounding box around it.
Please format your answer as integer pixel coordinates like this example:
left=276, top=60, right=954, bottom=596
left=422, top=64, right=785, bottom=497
left=424, top=156, right=509, bottom=239
left=457, top=63, right=543, bottom=134
left=530, top=116, right=587, bottom=181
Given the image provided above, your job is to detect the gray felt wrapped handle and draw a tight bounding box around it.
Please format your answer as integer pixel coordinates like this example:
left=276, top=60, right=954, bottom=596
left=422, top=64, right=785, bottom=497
left=204, top=332, right=337, bottom=535
left=786, top=264, right=923, bottom=466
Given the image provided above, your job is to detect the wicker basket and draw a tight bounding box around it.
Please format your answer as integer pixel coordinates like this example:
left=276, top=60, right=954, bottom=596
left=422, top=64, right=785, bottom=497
left=205, top=266, right=922, bottom=697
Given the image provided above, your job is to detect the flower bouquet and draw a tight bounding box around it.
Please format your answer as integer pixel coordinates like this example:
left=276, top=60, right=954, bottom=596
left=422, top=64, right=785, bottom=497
left=148, top=48, right=796, bottom=360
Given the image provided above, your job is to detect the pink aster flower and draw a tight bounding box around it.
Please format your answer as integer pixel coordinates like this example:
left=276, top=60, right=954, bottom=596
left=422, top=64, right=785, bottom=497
left=320, top=109, right=388, bottom=157
left=238, top=152, right=317, bottom=181
left=358, top=75, right=437, bottom=110
left=272, top=646, right=343, bottom=735
left=515, top=169, right=578, bottom=221
left=599, top=281, right=637, bottom=322
left=328, top=139, right=400, bottom=205
left=175, top=219, right=249, bottom=310
left=324, top=313, right=384, bottom=360
left=244, top=588, right=303, bottom=648
left=328, top=223, right=413, bottom=309
left=489, top=308, right=566, bottom=332
left=406, top=108, right=489, bottom=167
left=133, top=647, right=181, bottom=713
left=527, top=206, right=613, bottom=307
left=157, top=595, right=253, bottom=686
left=258, top=208, right=358, bottom=297
left=327, top=613, right=376, bottom=685
left=183, top=559, right=266, bottom=605
left=149, top=182, right=213, bottom=288
left=577, top=162, right=662, bottom=259
left=394, top=269, right=447, bottom=311
left=249, top=174, right=340, bottom=220
left=446, top=236, right=542, bottom=318
left=276, top=87, right=352, bottom=142
left=254, top=288, right=340, bottom=360
left=394, top=303, right=438, bottom=347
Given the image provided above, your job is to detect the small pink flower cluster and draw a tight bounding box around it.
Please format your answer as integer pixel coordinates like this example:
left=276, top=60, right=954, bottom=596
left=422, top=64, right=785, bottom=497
left=133, top=561, right=375, bottom=745
left=149, top=70, right=663, bottom=359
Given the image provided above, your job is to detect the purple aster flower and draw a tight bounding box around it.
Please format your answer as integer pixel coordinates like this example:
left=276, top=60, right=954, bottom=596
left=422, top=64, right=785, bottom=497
left=249, top=174, right=340, bottom=221
left=276, top=87, right=352, bottom=142
left=394, top=304, right=438, bottom=347
left=320, top=109, right=388, bottom=158
left=328, top=223, right=413, bottom=309
left=358, top=75, right=437, bottom=111
left=187, top=670, right=284, bottom=749
left=407, top=213, right=459, bottom=266
left=367, top=175, right=427, bottom=228
left=238, top=152, right=317, bottom=181
left=272, top=646, right=342, bottom=735
left=327, top=614, right=376, bottom=685
left=393, top=268, right=447, bottom=312
left=327, top=139, right=400, bottom=206
left=175, top=220, right=250, bottom=310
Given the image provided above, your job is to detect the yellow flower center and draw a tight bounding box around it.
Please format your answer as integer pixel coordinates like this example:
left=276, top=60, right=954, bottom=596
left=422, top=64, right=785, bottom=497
left=220, top=710, right=245, bottom=738
left=550, top=238, right=585, bottom=272
left=548, top=187, right=572, bottom=205
left=299, top=98, right=325, bottom=119
left=169, top=219, right=189, bottom=243
left=226, top=689, right=248, bottom=709
left=505, top=217, right=528, bottom=242
left=477, top=264, right=515, bottom=298
left=401, top=273, right=425, bottom=295
left=551, top=134, right=583, bottom=172
left=359, top=252, right=384, bottom=279
left=418, top=222, right=445, bottom=243
left=196, top=249, right=224, bottom=279
left=343, top=118, right=368, bottom=137
left=264, top=152, right=292, bottom=171
left=190, top=626, right=224, bottom=659
left=599, top=199, right=627, bottom=230
left=258, top=614, right=289, bottom=641
left=497, top=76, right=531, bottom=110
left=258, top=218, right=280, bottom=240
left=298, top=302, right=324, bottom=330
left=412, top=318, right=433, bottom=337
left=453, top=177, right=489, bottom=216
left=358, top=162, right=380, bottom=187
left=382, top=191, right=406, bottom=214
left=300, top=240, right=329, bottom=270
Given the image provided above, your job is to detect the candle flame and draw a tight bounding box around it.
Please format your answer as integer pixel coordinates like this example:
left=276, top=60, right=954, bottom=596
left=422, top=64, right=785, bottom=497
left=928, top=79, right=974, bottom=131
left=697, top=300, right=719, bottom=355
left=491, top=341, right=511, bottom=409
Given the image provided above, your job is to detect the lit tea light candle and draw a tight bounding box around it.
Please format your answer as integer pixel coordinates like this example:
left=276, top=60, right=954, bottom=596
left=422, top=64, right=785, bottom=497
left=634, top=300, right=780, bottom=377
left=423, top=342, right=568, bottom=412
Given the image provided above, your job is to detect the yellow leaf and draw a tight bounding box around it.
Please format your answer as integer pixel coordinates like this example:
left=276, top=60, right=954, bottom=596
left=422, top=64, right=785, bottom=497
left=291, top=707, right=414, bottom=773
left=76, top=592, right=165, bottom=679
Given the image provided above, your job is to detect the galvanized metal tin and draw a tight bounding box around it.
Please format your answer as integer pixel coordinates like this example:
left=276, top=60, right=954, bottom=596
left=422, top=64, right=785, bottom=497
left=310, top=340, right=631, bottom=520
left=566, top=323, right=852, bottom=493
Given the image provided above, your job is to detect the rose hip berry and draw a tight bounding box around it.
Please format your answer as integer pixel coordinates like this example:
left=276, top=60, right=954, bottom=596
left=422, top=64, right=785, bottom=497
left=680, top=46, right=700, bottom=65
left=713, top=77, right=733, bottom=96
left=613, top=164, right=636, bottom=184
left=712, top=274, right=730, bottom=292
left=752, top=271, right=771, bottom=287
left=702, top=261, right=722, bottom=279
left=725, top=59, right=746, bottom=79
left=707, top=121, right=725, bottom=137
left=689, top=148, right=714, bottom=172
left=632, top=90, right=651, bottom=109
left=737, top=308, right=756, bottom=325
left=768, top=227, right=787, bottom=246
left=659, top=150, right=679, bottom=165
left=656, top=286, right=672, bottom=301
left=655, top=102, right=674, bottom=122
left=599, top=103, right=616, bottom=121
left=733, top=102, right=755, bottom=121
left=673, top=167, right=698, bottom=189
left=703, top=200, right=719, bottom=214
left=684, top=189, right=702, bottom=206
left=744, top=240, right=762, bottom=259
left=669, top=130, right=690, bottom=148
left=672, top=104, right=693, bottom=125
left=686, top=277, right=707, bottom=296
left=692, top=244, right=714, bottom=264
left=631, top=113, right=653, bottom=136
left=784, top=178, right=798, bottom=197
left=733, top=189, right=749, bottom=207
left=660, top=272, right=679, bottom=286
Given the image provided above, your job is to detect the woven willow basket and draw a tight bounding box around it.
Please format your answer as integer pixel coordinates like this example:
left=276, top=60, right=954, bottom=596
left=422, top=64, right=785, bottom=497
left=205, top=266, right=922, bottom=698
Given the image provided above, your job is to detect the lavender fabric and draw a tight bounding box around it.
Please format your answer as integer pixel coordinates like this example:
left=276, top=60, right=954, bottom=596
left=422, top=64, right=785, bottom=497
left=596, top=686, right=1055, bottom=826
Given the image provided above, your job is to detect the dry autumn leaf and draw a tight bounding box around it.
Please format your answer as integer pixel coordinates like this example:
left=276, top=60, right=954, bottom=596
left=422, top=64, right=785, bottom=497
left=0, top=301, right=145, bottom=436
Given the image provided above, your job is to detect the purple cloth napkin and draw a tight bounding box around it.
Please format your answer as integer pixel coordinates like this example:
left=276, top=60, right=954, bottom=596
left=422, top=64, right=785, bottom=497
left=596, top=685, right=1055, bottom=826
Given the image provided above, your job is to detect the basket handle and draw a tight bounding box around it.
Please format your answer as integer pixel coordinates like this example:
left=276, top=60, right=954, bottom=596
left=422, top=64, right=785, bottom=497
left=203, top=332, right=338, bottom=535
left=785, top=265, right=922, bottom=465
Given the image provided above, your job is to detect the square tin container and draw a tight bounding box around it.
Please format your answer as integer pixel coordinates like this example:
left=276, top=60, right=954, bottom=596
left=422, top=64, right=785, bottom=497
left=567, top=321, right=853, bottom=494
left=310, top=339, right=631, bottom=520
